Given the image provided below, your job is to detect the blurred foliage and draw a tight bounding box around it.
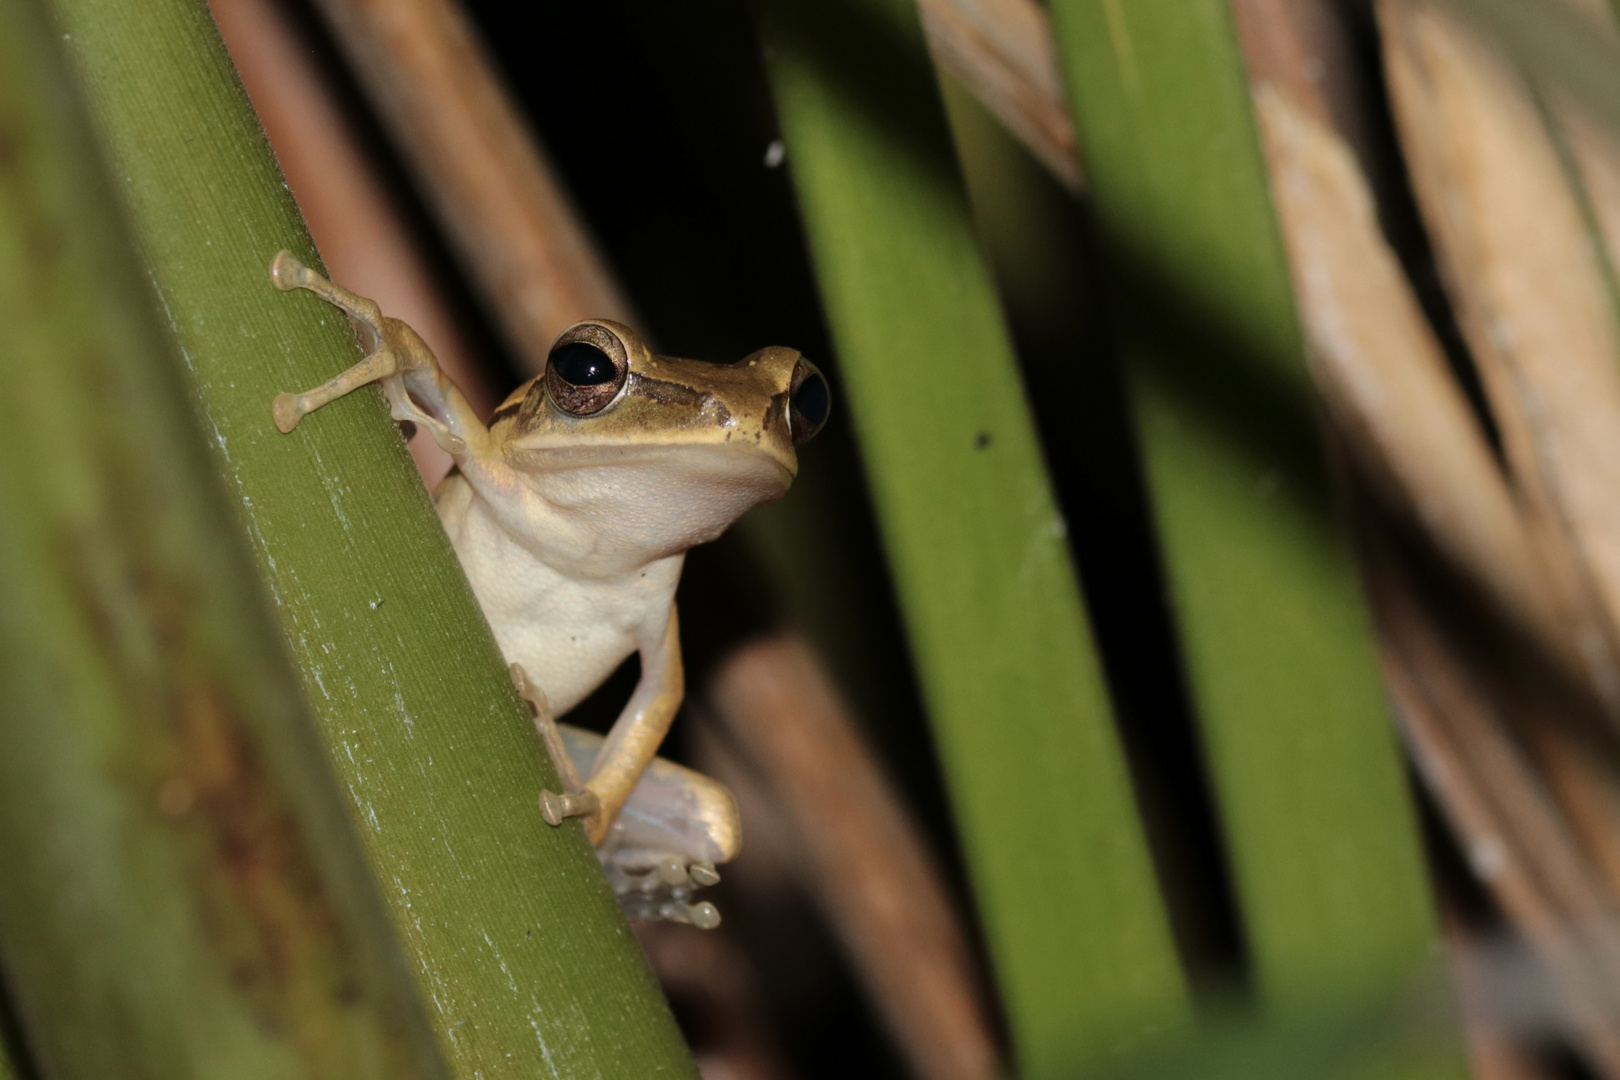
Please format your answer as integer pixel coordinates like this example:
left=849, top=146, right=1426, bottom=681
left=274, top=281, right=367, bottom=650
left=0, top=0, right=444, bottom=1076
left=1046, top=0, right=1448, bottom=1022
left=753, top=0, right=1195, bottom=1074
left=1093, top=982, right=1459, bottom=1080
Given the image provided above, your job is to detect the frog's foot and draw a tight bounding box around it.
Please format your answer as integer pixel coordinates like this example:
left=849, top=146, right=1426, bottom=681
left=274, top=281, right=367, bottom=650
left=549, top=722, right=738, bottom=928
left=604, top=852, right=724, bottom=929
left=538, top=788, right=600, bottom=826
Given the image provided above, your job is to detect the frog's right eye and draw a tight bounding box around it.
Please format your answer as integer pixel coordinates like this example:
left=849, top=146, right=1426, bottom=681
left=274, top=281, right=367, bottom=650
left=788, top=359, right=830, bottom=444
left=546, top=324, right=630, bottom=415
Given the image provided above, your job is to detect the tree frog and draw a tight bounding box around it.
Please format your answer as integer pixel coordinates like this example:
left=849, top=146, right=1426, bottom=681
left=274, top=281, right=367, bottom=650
left=267, top=252, right=828, bottom=927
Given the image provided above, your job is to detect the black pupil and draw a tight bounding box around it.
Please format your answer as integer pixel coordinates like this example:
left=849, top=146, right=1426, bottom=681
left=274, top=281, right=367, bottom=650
left=552, top=342, right=617, bottom=386
left=791, top=373, right=829, bottom=426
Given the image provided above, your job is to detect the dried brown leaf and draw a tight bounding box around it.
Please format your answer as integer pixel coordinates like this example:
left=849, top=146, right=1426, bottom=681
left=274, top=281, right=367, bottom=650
left=708, top=636, right=1000, bottom=1080
left=305, top=0, right=637, bottom=369
left=917, top=0, right=1082, bottom=191
left=1379, top=0, right=1620, bottom=712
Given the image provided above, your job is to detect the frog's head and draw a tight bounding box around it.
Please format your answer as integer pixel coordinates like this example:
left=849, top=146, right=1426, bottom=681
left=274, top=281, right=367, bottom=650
left=489, top=320, right=829, bottom=550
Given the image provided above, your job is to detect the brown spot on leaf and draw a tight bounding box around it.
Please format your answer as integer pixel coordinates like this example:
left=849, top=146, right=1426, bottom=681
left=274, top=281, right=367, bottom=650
left=55, top=523, right=378, bottom=1064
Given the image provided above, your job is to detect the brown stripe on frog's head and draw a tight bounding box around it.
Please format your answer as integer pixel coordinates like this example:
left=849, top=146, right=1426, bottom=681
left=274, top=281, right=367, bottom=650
left=626, top=371, right=733, bottom=427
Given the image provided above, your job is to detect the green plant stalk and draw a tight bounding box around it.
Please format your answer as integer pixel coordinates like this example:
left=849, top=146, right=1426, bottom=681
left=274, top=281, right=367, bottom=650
left=753, top=0, right=1190, bottom=1074
left=0, top=2, right=446, bottom=1076
left=42, top=0, right=697, bottom=1075
left=1045, top=0, right=1450, bottom=1018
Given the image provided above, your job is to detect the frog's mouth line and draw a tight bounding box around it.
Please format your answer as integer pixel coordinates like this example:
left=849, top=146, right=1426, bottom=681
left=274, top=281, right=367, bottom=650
left=510, top=443, right=797, bottom=514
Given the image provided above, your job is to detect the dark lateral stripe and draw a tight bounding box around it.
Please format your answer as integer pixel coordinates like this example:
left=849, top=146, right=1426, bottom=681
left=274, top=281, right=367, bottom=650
left=632, top=376, right=734, bottom=426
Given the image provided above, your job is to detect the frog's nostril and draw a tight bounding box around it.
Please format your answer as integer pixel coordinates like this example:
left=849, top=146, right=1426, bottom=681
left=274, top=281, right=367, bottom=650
left=788, top=362, right=830, bottom=445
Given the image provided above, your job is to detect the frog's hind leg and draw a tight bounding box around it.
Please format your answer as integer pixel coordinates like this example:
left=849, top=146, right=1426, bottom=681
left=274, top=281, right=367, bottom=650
left=552, top=721, right=737, bottom=930
left=512, top=663, right=734, bottom=929
left=611, top=854, right=723, bottom=930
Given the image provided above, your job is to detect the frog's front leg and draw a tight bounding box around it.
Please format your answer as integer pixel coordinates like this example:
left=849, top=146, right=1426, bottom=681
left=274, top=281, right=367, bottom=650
left=511, top=663, right=601, bottom=823
left=268, top=252, right=487, bottom=459
left=541, top=608, right=684, bottom=845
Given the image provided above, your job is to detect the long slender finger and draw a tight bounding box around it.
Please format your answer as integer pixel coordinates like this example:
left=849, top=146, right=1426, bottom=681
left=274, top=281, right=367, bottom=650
left=272, top=347, right=401, bottom=433
left=512, top=663, right=585, bottom=793
left=270, top=250, right=385, bottom=334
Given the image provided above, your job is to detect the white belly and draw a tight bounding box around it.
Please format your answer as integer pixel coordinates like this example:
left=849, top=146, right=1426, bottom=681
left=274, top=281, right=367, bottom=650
left=436, top=475, right=681, bottom=713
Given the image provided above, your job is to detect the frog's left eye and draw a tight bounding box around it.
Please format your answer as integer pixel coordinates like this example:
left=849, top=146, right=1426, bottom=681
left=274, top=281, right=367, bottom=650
left=546, top=324, right=630, bottom=415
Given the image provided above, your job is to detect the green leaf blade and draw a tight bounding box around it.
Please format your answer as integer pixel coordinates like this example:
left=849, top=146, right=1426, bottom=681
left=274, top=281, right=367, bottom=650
left=755, top=0, right=1191, bottom=1073
left=43, top=0, right=701, bottom=1074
